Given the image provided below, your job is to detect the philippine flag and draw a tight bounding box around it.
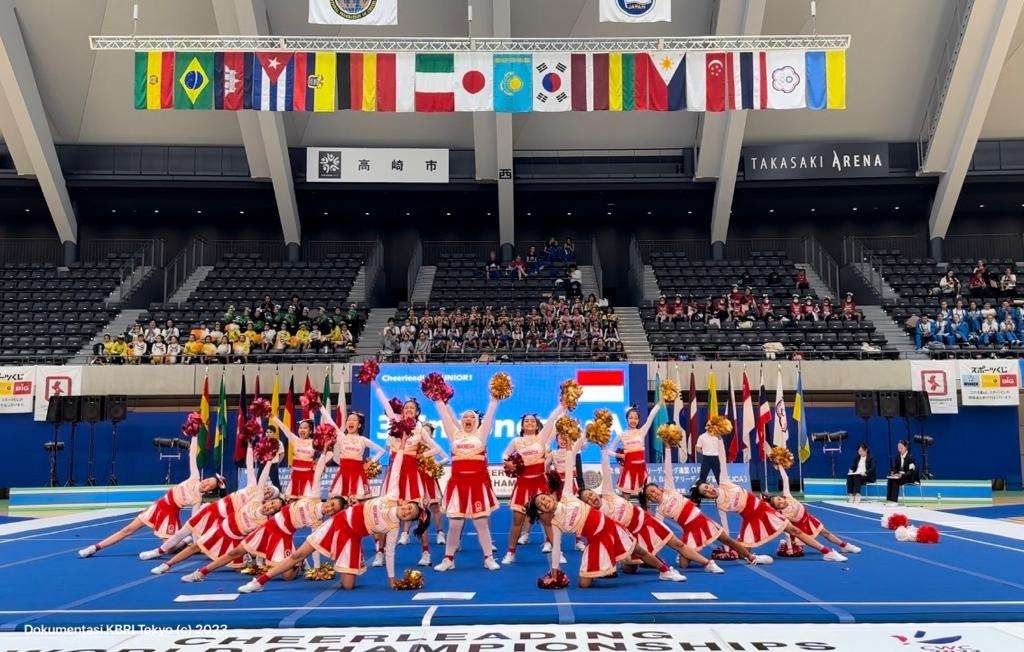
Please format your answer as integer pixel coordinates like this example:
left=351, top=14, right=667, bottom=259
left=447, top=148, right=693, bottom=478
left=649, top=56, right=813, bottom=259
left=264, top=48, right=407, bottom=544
left=576, top=369, right=625, bottom=403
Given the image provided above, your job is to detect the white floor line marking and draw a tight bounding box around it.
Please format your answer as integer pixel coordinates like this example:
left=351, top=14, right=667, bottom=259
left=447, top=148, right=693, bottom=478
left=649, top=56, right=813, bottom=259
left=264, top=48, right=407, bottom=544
left=0, top=509, right=136, bottom=537
left=421, top=605, right=438, bottom=626
left=746, top=564, right=855, bottom=624
left=821, top=500, right=1024, bottom=542
left=0, top=516, right=133, bottom=543
left=0, top=546, right=85, bottom=571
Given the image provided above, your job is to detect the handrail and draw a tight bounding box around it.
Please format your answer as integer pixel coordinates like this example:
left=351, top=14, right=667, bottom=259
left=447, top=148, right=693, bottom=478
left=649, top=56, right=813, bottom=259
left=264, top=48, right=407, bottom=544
left=421, top=240, right=592, bottom=266
left=406, top=239, right=423, bottom=304
left=801, top=235, right=841, bottom=299
left=82, top=239, right=164, bottom=267
left=842, top=236, right=889, bottom=299
left=590, top=239, right=604, bottom=299
left=0, top=238, right=62, bottom=265
left=163, top=238, right=206, bottom=303
left=626, top=236, right=644, bottom=304
left=363, top=239, right=385, bottom=303
left=109, top=243, right=154, bottom=305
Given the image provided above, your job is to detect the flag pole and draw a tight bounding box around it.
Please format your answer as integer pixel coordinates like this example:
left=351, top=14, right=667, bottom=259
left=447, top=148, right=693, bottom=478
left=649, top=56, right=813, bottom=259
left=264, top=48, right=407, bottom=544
left=797, top=361, right=804, bottom=494
left=219, top=365, right=226, bottom=479
left=761, top=362, right=768, bottom=489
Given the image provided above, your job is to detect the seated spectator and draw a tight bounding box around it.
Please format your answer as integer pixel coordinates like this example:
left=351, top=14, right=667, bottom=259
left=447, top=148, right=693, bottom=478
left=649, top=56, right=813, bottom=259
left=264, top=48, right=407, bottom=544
left=150, top=336, right=167, bottom=364
left=94, top=334, right=112, bottom=363
left=525, top=245, right=541, bottom=274
left=1000, top=266, right=1017, bottom=296
left=129, top=334, right=147, bottom=364
left=510, top=255, right=527, bottom=280
left=561, top=238, right=576, bottom=263
left=999, top=315, right=1019, bottom=349
left=655, top=296, right=670, bottom=323
left=938, top=270, right=960, bottom=297
left=484, top=250, right=501, bottom=280
left=914, top=314, right=935, bottom=350
left=978, top=314, right=1000, bottom=347
left=948, top=313, right=970, bottom=347
left=183, top=334, right=203, bottom=363
left=166, top=336, right=181, bottom=364
left=794, top=268, right=809, bottom=291
left=968, top=268, right=987, bottom=296
left=841, top=292, right=862, bottom=321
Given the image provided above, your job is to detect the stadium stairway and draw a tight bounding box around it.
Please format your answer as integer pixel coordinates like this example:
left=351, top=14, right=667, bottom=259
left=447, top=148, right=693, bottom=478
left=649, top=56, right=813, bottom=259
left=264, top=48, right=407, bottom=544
left=72, top=308, right=146, bottom=362
left=799, top=264, right=835, bottom=301
left=409, top=266, right=436, bottom=304
left=851, top=262, right=899, bottom=300
left=617, top=307, right=654, bottom=361
left=642, top=264, right=660, bottom=301
left=346, top=267, right=367, bottom=305
left=168, top=266, right=213, bottom=304
left=579, top=265, right=600, bottom=298
left=354, top=308, right=393, bottom=361
left=861, top=304, right=924, bottom=359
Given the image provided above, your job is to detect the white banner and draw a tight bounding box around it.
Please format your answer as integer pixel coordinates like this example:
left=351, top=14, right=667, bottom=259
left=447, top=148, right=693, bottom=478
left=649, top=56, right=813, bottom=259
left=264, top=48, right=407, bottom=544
left=599, top=0, right=672, bottom=23
left=33, top=366, right=83, bottom=421
left=958, top=359, right=1021, bottom=406
left=309, top=0, right=398, bottom=25
left=910, top=360, right=959, bottom=414
left=0, top=366, right=35, bottom=414
left=306, top=147, right=449, bottom=184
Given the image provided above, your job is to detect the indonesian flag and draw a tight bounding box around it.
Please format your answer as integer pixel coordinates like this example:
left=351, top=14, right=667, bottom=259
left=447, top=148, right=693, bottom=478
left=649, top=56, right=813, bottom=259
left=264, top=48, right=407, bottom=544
left=577, top=369, right=624, bottom=403
left=687, top=368, right=698, bottom=462
left=741, top=370, right=755, bottom=462
left=756, top=367, right=771, bottom=461
left=455, top=52, right=493, bottom=111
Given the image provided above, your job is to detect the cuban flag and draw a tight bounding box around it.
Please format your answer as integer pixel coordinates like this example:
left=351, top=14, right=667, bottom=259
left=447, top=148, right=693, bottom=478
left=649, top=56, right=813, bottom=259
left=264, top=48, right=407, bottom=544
left=252, top=52, right=295, bottom=111
left=576, top=369, right=625, bottom=403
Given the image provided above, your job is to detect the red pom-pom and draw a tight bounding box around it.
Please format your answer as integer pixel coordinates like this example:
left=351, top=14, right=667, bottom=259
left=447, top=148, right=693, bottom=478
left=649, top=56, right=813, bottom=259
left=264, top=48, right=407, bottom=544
left=421, top=372, right=454, bottom=403
left=503, top=452, right=525, bottom=478
left=388, top=416, right=417, bottom=439
left=357, top=358, right=380, bottom=385
left=545, top=468, right=564, bottom=494
left=314, top=423, right=337, bottom=452
left=241, top=418, right=264, bottom=442
left=537, top=569, right=569, bottom=589
left=886, top=513, right=910, bottom=530
left=253, top=437, right=280, bottom=464
left=916, top=525, right=940, bottom=544
left=299, top=389, right=322, bottom=412
left=249, top=397, right=271, bottom=420
left=389, top=397, right=405, bottom=415
left=181, top=411, right=203, bottom=438
left=711, top=547, right=740, bottom=561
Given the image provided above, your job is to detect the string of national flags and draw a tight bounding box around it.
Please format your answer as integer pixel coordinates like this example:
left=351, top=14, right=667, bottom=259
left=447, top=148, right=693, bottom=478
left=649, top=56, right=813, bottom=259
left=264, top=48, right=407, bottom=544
left=135, top=49, right=846, bottom=113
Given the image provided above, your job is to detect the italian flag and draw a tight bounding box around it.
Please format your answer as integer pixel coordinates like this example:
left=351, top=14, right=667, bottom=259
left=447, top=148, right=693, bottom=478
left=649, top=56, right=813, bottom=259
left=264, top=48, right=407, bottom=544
left=415, top=53, right=455, bottom=112
left=576, top=369, right=625, bottom=403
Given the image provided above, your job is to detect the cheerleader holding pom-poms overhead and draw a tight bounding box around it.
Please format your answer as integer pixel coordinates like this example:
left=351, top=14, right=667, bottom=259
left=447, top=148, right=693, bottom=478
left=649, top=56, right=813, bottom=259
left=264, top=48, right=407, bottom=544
left=500, top=399, right=566, bottom=564
left=693, top=437, right=848, bottom=563
left=269, top=414, right=316, bottom=499
left=78, top=436, right=225, bottom=558
left=238, top=440, right=430, bottom=593
left=318, top=404, right=385, bottom=501
left=431, top=373, right=509, bottom=572
left=606, top=397, right=664, bottom=495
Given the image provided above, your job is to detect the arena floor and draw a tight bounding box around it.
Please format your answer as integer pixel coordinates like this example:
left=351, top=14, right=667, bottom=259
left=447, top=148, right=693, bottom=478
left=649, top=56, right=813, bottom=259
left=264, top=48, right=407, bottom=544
left=2, top=502, right=1024, bottom=631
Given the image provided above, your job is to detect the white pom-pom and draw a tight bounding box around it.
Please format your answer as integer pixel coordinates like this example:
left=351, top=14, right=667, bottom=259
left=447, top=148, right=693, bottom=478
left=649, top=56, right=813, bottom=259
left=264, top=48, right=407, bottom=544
left=880, top=514, right=891, bottom=529
left=894, top=525, right=919, bottom=542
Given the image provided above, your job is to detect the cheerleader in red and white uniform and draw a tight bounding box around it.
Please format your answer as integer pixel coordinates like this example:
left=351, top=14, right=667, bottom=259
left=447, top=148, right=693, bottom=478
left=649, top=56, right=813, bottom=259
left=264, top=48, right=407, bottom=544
left=581, top=447, right=724, bottom=577
left=237, top=441, right=430, bottom=593
left=181, top=453, right=347, bottom=583
left=548, top=428, right=586, bottom=552
left=432, top=390, right=507, bottom=572
left=606, top=398, right=664, bottom=495
left=500, top=401, right=565, bottom=563
left=640, top=446, right=770, bottom=566
left=694, top=443, right=848, bottom=562
left=271, top=415, right=316, bottom=498
left=767, top=461, right=860, bottom=557
left=320, top=405, right=384, bottom=500
left=528, top=437, right=674, bottom=588
left=78, top=437, right=224, bottom=558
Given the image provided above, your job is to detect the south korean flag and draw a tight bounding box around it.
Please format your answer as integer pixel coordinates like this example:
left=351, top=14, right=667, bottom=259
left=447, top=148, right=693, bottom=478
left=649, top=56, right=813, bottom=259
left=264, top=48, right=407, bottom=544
left=533, top=54, right=571, bottom=112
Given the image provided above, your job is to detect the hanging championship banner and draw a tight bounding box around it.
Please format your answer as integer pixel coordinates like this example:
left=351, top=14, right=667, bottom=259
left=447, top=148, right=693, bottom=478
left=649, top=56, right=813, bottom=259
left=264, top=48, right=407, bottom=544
left=309, top=0, right=398, bottom=25
left=909, top=360, right=958, bottom=414
left=958, top=359, right=1020, bottom=406
left=306, top=147, right=449, bottom=183
left=599, top=0, right=671, bottom=23
left=0, top=366, right=35, bottom=414
left=33, top=366, right=83, bottom=421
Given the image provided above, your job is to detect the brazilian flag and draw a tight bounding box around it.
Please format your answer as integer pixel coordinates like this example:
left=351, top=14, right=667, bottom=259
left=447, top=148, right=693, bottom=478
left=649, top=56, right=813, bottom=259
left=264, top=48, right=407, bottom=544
left=174, top=52, right=214, bottom=110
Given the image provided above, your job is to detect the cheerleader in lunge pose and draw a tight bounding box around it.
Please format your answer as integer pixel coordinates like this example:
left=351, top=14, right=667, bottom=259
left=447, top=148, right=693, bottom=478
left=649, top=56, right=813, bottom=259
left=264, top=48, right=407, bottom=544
left=320, top=405, right=385, bottom=500
left=182, top=454, right=345, bottom=582
left=640, top=446, right=772, bottom=566
left=270, top=415, right=316, bottom=498
left=582, top=447, right=724, bottom=576
left=78, top=437, right=224, bottom=558
left=528, top=437, right=685, bottom=587
left=693, top=441, right=848, bottom=562
left=606, top=398, right=664, bottom=495
left=237, top=440, right=430, bottom=592
left=768, top=457, right=861, bottom=557
left=501, top=401, right=566, bottom=564
left=431, top=387, right=507, bottom=572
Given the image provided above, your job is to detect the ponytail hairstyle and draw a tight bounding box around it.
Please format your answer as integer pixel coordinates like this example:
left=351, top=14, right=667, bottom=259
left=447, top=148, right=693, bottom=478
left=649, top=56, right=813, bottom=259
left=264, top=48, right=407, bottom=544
left=637, top=482, right=658, bottom=510
left=688, top=484, right=703, bottom=506
left=545, top=468, right=564, bottom=494
left=412, top=502, right=431, bottom=537
left=519, top=413, right=541, bottom=437
left=525, top=495, right=544, bottom=524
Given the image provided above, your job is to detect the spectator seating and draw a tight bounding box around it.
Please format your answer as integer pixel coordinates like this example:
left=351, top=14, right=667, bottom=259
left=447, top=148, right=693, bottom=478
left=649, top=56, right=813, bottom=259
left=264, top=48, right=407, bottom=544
left=650, top=250, right=817, bottom=300
left=0, top=260, right=123, bottom=361
left=429, top=252, right=579, bottom=308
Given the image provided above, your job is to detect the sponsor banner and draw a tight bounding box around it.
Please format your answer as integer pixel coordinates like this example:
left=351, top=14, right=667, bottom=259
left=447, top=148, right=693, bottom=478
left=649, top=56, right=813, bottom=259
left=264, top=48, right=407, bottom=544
left=958, top=359, right=1020, bottom=406
left=32, top=366, right=83, bottom=421
left=742, top=141, right=890, bottom=180
left=2, top=622, right=1020, bottom=650
left=910, top=360, right=959, bottom=414
left=0, top=366, right=35, bottom=414
left=306, top=147, right=449, bottom=184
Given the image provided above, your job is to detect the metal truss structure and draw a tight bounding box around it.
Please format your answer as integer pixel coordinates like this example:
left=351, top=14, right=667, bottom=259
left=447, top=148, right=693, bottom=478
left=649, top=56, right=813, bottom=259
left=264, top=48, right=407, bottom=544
left=90, top=34, right=850, bottom=53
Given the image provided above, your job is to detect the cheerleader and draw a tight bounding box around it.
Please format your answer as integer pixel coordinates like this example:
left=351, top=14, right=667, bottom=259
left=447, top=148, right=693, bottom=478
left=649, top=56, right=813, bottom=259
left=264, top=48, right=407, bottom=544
left=582, top=447, right=724, bottom=576
left=501, top=401, right=566, bottom=563
left=78, top=437, right=224, bottom=558
left=181, top=454, right=345, bottom=583
left=549, top=426, right=585, bottom=552
left=270, top=415, right=316, bottom=498
left=768, top=461, right=861, bottom=557
left=319, top=405, right=384, bottom=500
left=693, top=442, right=848, bottom=562
left=431, top=390, right=507, bottom=572
left=606, top=398, right=664, bottom=495
left=527, top=437, right=682, bottom=588
left=640, top=446, right=771, bottom=565
left=237, top=441, right=430, bottom=593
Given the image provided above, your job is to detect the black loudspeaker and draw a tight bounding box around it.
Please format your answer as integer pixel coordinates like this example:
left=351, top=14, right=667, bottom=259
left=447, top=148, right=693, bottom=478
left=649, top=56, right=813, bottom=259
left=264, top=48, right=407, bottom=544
left=901, top=391, right=921, bottom=418
left=105, top=395, right=127, bottom=423
left=854, top=392, right=877, bottom=419
left=917, top=391, right=931, bottom=418
left=80, top=396, right=103, bottom=423
left=60, top=396, right=81, bottom=423
left=878, top=391, right=900, bottom=418
left=45, top=397, right=63, bottom=424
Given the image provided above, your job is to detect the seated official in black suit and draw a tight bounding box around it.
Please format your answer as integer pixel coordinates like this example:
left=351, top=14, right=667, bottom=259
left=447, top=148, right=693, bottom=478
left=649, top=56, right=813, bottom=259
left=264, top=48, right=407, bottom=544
left=886, top=439, right=920, bottom=502
left=846, top=443, right=876, bottom=503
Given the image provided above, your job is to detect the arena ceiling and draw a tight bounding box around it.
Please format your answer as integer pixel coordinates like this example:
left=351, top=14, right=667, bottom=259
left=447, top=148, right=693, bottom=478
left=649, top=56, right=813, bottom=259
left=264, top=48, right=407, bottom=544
left=3, top=0, right=1023, bottom=152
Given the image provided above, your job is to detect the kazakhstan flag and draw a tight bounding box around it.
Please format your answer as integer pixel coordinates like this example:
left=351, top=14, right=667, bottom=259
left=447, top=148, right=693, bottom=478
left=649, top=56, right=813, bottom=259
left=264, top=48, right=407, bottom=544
left=494, top=54, right=533, bottom=112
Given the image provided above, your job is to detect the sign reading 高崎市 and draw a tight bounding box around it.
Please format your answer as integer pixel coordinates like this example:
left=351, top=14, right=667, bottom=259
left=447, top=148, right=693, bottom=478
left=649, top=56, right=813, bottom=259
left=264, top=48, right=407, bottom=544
left=306, top=147, right=449, bottom=184
left=742, top=142, right=890, bottom=180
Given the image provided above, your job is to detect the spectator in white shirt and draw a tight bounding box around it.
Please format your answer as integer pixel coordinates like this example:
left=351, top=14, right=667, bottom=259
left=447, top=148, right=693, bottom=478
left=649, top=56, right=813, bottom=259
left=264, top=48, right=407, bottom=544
left=149, top=336, right=167, bottom=365
left=162, top=320, right=179, bottom=341
left=165, top=337, right=181, bottom=364
left=938, top=270, right=960, bottom=297
left=695, top=431, right=722, bottom=484
left=1000, top=267, right=1017, bottom=296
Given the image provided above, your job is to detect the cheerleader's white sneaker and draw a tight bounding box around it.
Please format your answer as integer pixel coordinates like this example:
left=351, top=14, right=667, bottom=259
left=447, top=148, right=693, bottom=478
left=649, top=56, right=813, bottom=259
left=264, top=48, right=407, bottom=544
left=750, top=554, right=774, bottom=565
left=659, top=567, right=687, bottom=582
left=182, top=570, right=204, bottom=583
left=841, top=543, right=861, bottom=554
left=822, top=550, right=848, bottom=563
left=150, top=563, right=170, bottom=575
left=483, top=556, right=501, bottom=571
left=433, top=557, right=455, bottom=572
left=436, top=531, right=446, bottom=546
left=138, top=548, right=161, bottom=561
left=398, top=532, right=410, bottom=545
left=418, top=551, right=431, bottom=567
left=541, top=541, right=552, bottom=553
left=78, top=545, right=97, bottom=558
left=517, top=531, right=529, bottom=545
left=559, top=553, right=567, bottom=564
left=238, top=579, right=263, bottom=593
left=704, top=560, right=725, bottom=574
left=371, top=552, right=385, bottom=567
left=501, top=552, right=516, bottom=564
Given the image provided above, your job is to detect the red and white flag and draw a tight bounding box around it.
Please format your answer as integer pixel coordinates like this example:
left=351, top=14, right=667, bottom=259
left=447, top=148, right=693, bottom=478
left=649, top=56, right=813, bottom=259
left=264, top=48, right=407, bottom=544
left=685, top=51, right=739, bottom=112
left=687, top=368, right=699, bottom=462
left=455, top=52, right=493, bottom=112
left=756, top=366, right=771, bottom=461
left=577, top=369, right=624, bottom=403
left=741, top=369, right=755, bottom=462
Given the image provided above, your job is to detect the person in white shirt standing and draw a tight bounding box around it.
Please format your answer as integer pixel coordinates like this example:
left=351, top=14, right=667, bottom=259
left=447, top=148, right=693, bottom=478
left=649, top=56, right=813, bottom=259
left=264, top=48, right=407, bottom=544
left=695, top=430, right=722, bottom=484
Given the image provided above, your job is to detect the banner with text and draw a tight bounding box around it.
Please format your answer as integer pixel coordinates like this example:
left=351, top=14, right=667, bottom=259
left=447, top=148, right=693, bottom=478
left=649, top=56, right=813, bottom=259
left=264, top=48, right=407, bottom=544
left=742, top=142, right=890, bottom=180
left=33, top=366, right=83, bottom=421
left=306, top=147, right=449, bottom=184
left=309, top=0, right=398, bottom=25
left=0, top=366, right=35, bottom=414
left=910, top=360, right=959, bottom=414
left=958, top=359, right=1020, bottom=406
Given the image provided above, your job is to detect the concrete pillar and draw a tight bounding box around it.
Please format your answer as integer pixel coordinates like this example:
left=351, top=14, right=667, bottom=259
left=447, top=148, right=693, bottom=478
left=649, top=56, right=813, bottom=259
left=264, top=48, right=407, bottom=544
left=286, top=242, right=300, bottom=263
left=62, top=240, right=78, bottom=266
left=929, top=237, right=944, bottom=262
left=711, top=241, right=726, bottom=261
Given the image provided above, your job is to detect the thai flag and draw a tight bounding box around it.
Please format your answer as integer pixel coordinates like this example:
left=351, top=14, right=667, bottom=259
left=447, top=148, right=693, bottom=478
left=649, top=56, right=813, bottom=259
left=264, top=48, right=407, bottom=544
left=253, top=52, right=295, bottom=111
left=576, top=369, right=625, bottom=403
